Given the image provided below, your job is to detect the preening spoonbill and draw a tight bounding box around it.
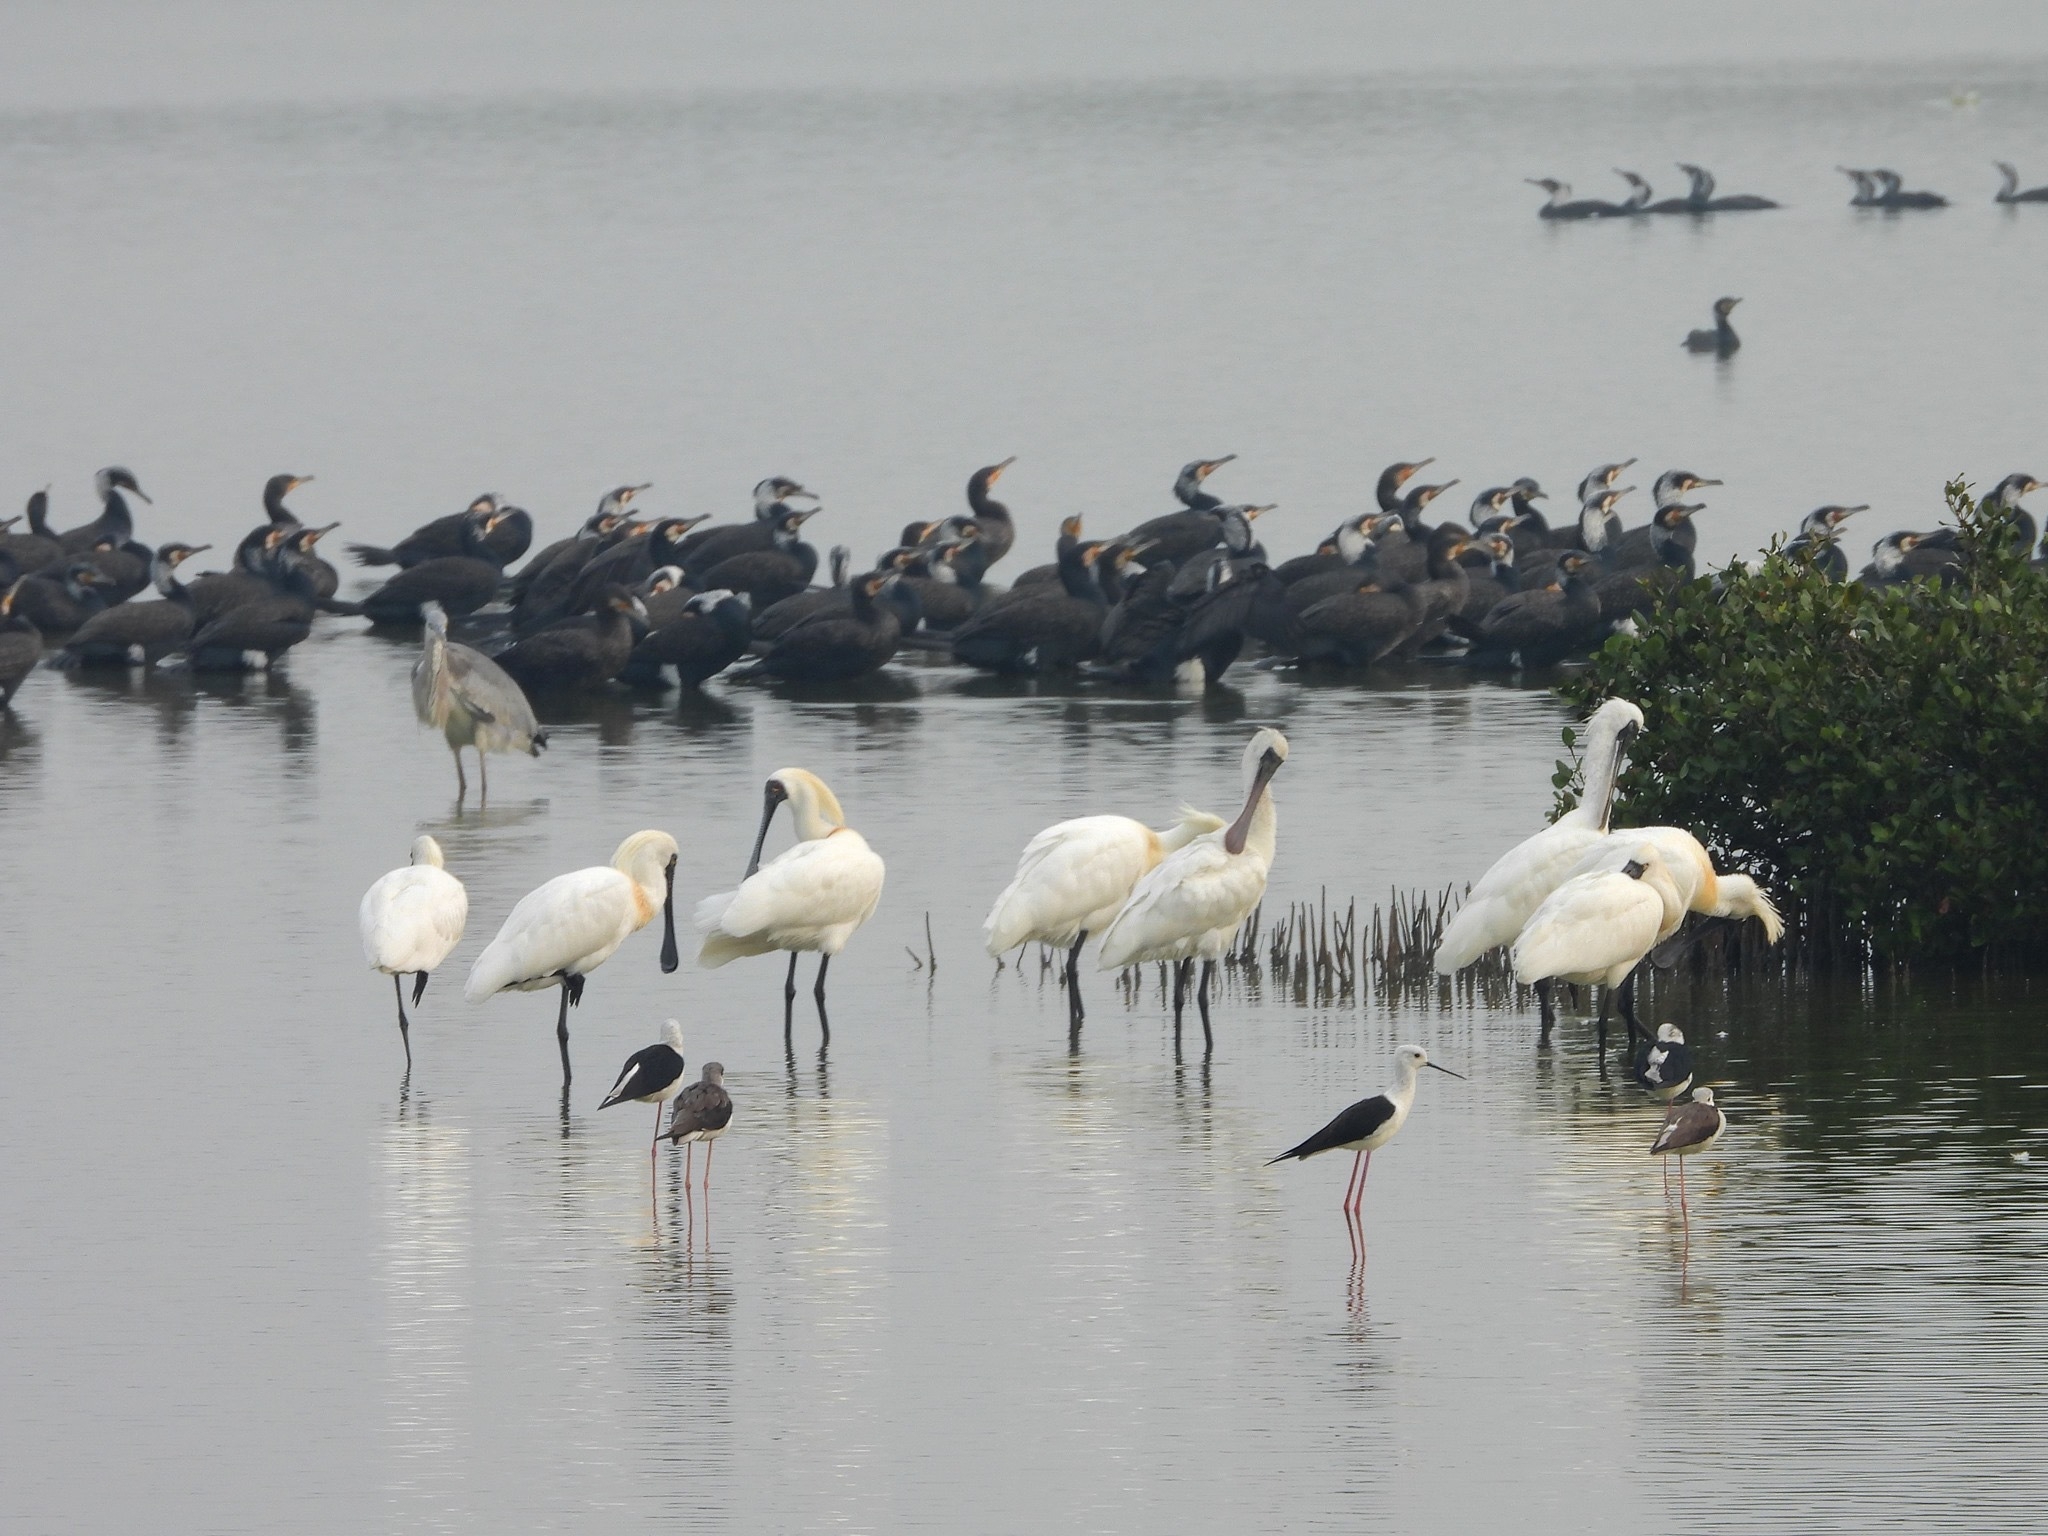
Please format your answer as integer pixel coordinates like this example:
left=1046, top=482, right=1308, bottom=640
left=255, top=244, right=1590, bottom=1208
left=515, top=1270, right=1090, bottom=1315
left=1434, top=697, right=1644, bottom=974
left=1269, top=1044, right=1463, bottom=1213
left=465, top=830, right=681, bottom=1083
left=1511, top=843, right=1684, bottom=1041
left=665, top=1063, right=734, bottom=1189
left=358, top=834, right=468, bottom=1067
left=696, top=770, right=885, bottom=1041
left=1632, top=1023, right=1695, bottom=1101
left=1565, top=826, right=1784, bottom=943
left=1651, top=1088, right=1726, bottom=1229
left=983, top=806, right=1227, bottom=1023
left=1096, top=727, right=1288, bottom=1053
left=414, top=600, right=547, bottom=803
left=599, top=1019, right=688, bottom=1181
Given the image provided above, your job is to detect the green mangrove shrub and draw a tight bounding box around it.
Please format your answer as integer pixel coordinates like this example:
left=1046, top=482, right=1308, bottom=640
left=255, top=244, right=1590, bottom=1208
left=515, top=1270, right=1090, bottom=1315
left=1555, top=480, right=2048, bottom=966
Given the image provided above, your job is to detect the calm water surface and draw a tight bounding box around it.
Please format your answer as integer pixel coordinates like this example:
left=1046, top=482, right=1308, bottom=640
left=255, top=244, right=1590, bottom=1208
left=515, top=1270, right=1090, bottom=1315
left=4, top=50, right=2048, bottom=1536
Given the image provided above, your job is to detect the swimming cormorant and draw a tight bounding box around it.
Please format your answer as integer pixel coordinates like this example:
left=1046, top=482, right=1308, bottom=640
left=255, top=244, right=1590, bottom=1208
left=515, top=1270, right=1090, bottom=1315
left=1527, top=178, right=1630, bottom=219
left=1994, top=163, right=2048, bottom=203
left=1684, top=297, right=1741, bottom=355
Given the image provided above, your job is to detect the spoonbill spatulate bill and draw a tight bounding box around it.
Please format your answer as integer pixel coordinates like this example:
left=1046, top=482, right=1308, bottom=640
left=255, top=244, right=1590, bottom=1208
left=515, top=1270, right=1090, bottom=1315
left=1097, top=727, right=1287, bottom=1053
left=358, top=834, right=468, bottom=1068
left=465, top=830, right=681, bottom=1083
left=696, top=770, right=885, bottom=1042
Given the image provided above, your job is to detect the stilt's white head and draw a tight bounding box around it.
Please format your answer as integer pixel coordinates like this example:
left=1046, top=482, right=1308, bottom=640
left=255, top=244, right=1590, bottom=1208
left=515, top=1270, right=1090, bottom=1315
left=662, top=1018, right=684, bottom=1053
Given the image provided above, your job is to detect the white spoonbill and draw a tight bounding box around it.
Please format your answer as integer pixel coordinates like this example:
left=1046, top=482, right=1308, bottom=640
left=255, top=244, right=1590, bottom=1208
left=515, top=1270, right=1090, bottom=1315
left=1565, top=826, right=1784, bottom=941
left=359, top=834, right=468, bottom=1068
left=1269, top=1044, right=1464, bottom=1213
left=1511, top=842, right=1684, bottom=1041
left=1097, top=727, right=1288, bottom=1052
left=465, top=829, right=681, bottom=1083
left=599, top=1019, right=688, bottom=1183
left=983, top=805, right=1227, bottom=1022
left=413, top=600, right=547, bottom=804
left=696, top=769, right=884, bottom=1040
left=1433, top=697, right=1643, bottom=974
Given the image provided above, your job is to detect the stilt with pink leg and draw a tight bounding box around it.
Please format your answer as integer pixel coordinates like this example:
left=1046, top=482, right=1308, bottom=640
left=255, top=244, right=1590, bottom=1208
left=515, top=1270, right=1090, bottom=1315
left=598, top=1020, right=688, bottom=1191
left=666, top=1063, right=734, bottom=1191
left=1652, top=1087, right=1726, bottom=1231
left=1270, top=1044, right=1462, bottom=1221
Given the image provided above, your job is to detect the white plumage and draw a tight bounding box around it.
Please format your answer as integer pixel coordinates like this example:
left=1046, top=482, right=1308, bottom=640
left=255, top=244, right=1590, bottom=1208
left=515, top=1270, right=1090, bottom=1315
left=1514, top=844, right=1683, bottom=988
left=985, top=809, right=1225, bottom=954
left=1563, top=826, right=1785, bottom=940
left=359, top=834, right=468, bottom=1066
left=1434, top=697, right=1644, bottom=974
left=697, top=770, right=884, bottom=1025
left=361, top=835, right=468, bottom=976
left=465, top=829, right=680, bottom=1081
left=1096, top=728, right=1287, bottom=1049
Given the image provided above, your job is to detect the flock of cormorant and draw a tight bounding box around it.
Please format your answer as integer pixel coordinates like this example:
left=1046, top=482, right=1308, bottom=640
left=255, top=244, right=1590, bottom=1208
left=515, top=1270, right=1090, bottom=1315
left=2, top=459, right=2042, bottom=719
left=1527, top=160, right=2048, bottom=218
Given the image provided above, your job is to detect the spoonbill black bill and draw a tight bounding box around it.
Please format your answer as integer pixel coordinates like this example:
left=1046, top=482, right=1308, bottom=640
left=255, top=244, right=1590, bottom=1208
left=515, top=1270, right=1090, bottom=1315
left=599, top=1019, right=688, bottom=1180
left=696, top=770, right=885, bottom=1041
left=1269, top=1045, right=1464, bottom=1213
left=665, top=1062, right=734, bottom=1189
left=465, top=830, right=681, bottom=1083
left=1434, top=697, right=1643, bottom=975
left=983, top=806, right=1226, bottom=1023
left=1511, top=842, right=1684, bottom=1042
left=358, top=835, right=468, bottom=1068
left=1097, top=728, right=1288, bottom=1053
left=1652, top=1088, right=1726, bottom=1228
left=413, top=600, right=547, bottom=803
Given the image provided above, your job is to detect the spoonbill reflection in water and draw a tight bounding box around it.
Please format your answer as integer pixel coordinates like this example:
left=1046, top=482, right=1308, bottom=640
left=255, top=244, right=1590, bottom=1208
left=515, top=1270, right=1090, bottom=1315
left=465, top=830, right=681, bottom=1084
left=358, top=834, right=468, bottom=1068
left=1097, top=728, right=1287, bottom=1052
left=696, top=770, right=884, bottom=1042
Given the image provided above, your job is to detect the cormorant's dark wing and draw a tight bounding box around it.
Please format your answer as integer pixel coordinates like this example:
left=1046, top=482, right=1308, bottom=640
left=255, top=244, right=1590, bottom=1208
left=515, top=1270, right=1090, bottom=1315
left=1269, top=1094, right=1396, bottom=1162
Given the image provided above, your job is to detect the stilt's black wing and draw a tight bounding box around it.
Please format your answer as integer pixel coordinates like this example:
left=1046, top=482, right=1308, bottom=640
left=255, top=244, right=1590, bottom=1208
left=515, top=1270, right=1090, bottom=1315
left=1270, top=1093, right=1395, bottom=1162
left=598, top=1043, right=685, bottom=1109
left=1631, top=1040, right=1695, bottom=1093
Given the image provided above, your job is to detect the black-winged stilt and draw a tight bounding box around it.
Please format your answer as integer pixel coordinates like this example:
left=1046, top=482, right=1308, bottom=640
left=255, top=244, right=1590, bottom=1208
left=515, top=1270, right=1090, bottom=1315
left=1269, top=1044, right=1463, bottom=1213
left=665, top=1063, right=734, bottom=1189
left=600, top=1020, right=688, bottom=1179
left=1651, top=1087, right=1726, bottom=1229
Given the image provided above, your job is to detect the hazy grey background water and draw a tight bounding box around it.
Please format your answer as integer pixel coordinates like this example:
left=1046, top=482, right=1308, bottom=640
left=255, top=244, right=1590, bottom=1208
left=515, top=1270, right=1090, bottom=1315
left=4, top=6, right=2048, bottom=1532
